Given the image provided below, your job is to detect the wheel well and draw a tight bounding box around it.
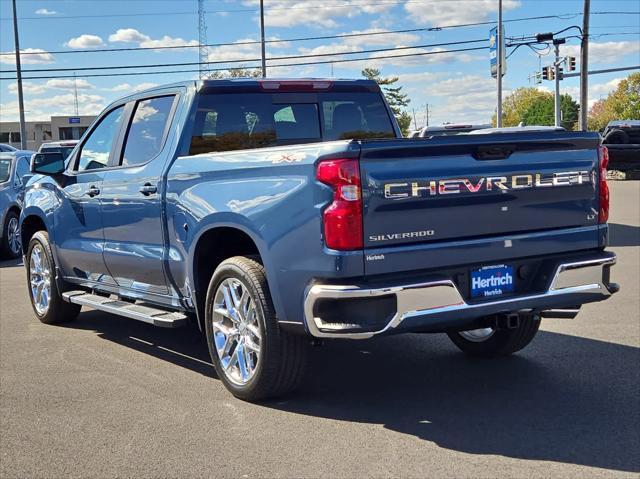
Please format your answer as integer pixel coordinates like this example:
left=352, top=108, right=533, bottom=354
left=192, top=227, right=261, bottom=328
left=21, top=215, right=47, bottom=250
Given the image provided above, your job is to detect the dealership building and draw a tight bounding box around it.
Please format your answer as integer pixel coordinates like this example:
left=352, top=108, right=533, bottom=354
left=0, top=115, right=96, bottom=150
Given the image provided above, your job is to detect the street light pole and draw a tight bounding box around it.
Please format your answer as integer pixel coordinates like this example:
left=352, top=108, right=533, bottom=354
left=259, top=0, right=266, bottom=78
left=579, top=0, right=590, bottom=130
left=496, top=0, right=503, bottom=127
left=11, top=0, right=27, bottom=150
left=554, top=41, right=561, bottom=127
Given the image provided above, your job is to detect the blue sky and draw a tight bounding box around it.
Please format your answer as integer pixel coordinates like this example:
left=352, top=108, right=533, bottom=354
left=0, top=0, right=638, bottom=126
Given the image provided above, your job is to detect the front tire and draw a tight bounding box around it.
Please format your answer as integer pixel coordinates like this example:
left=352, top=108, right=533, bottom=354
left=447, top=314, right=540, bottom=357
left=204, top=256, right=307, bottom=401
left=26, top=231, right=81, bottom=324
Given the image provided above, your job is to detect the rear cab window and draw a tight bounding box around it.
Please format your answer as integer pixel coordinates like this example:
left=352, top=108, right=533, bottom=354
left=189, top=90, right=395, bottom=155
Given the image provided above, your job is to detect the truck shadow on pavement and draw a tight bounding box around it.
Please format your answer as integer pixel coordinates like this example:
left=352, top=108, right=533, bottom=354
left=64, top=311, right=639, bottom=473
left=608, top=222, right=640, bottom=247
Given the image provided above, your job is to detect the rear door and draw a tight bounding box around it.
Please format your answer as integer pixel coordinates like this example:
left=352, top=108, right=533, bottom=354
left=100, top=94, right=179, bottom=295
left=359, top=132, right=602, bottom=273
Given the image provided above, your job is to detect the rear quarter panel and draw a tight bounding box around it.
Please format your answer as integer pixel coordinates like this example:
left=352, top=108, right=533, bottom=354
left=165, top=141, right=364, bottom=324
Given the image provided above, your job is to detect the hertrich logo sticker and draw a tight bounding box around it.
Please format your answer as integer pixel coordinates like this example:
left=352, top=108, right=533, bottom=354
left=384, top=171, right=592, bottom=199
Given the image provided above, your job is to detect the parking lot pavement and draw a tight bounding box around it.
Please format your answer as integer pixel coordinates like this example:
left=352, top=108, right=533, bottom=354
left=1, top=181, right=638, bottom=479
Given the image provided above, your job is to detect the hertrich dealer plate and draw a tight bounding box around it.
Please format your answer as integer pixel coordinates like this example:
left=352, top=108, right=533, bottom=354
left=471, top=264, right=515, bottom=298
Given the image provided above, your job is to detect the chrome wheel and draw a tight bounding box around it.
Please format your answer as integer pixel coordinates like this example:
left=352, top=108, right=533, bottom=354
left=29, top=244, right=51, bottom=315
left=7, top=216, right=20, bottom=255
left=459, top=327, right=495, bottom=342
left=211, top=278, right=262, bottom=386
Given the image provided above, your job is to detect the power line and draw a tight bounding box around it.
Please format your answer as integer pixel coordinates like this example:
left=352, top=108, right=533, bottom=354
left=1, top=11, right=629, bottom=57
left=0, top=45, right=489, bottom=81
left=1, top=39, right=487, bottom=74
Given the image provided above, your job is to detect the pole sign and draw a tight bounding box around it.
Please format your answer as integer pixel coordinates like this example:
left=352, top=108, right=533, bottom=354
left=490, top=26, right=506, bottom=78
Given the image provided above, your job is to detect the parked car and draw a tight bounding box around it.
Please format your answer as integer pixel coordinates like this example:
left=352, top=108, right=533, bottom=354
left=0, top=143, right=18, bottom=153
left=601, top=120, right=640, bottom=179
left=0, top=150, right=34, bottom=258
left=417, top=123, right=492, bottom=137
left=38, top=140, right=79, bottom=160
left=21, top=79, right=617, bottom=401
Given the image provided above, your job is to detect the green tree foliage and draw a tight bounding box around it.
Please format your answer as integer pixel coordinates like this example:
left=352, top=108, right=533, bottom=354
left=361, top=68, right=412, bottom=136
left=494, top=87, right=579, bottom=129
left=588, top=72, right=640, bottom=131
left=521, top=94, right=579, bottom=130
left=208, top=66, right=262, bottom=79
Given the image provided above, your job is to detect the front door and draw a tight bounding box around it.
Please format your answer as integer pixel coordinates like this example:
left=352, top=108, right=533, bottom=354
left=100, top=94, right=178, bottom=296
left=54, top=105, right=126, bottom=286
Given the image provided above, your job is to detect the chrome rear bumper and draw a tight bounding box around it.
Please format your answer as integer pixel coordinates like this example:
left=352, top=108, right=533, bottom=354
left=303, top=254, right=617, bottom=339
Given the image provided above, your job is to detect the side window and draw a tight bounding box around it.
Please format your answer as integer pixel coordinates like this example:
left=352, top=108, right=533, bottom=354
left=77, top=106, right=124, bottom=172
left=121, top=96, right=175, bottom=167
left=15, top=157, right=30, bottom=181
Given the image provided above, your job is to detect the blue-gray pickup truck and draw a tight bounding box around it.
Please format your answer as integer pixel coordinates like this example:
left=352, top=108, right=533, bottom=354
left=21, top=79, right=618, bottom=400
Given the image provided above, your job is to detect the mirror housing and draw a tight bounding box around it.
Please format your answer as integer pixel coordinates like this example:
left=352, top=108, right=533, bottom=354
left=31, top=152, right=65, bottom=175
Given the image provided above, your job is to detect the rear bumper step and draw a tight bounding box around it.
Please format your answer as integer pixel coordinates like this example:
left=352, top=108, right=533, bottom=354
left=303, top=253, right=617, bottom=339
left=62, top=292, right=187, bottom=328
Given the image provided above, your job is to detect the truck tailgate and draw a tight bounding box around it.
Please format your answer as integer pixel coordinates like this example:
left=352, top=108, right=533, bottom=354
left=359, top=132, right=602, bottom=274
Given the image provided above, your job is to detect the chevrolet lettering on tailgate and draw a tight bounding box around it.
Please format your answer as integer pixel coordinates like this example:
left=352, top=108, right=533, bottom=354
left=384, top=171, right=592, bottom=199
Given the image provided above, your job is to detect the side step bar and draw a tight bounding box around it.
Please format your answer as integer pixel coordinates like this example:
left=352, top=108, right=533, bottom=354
left=62, top=291, right=187, bottom=328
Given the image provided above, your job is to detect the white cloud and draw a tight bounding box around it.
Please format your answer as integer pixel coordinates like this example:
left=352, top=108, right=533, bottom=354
left=562, top=41, right=640, bottom=65
left=242, top=0, right=394, bottom=28
left=7, top=79, right=96, bottom=97
left=7, top=82, right=47, bottom=95
left=207, top=37, right=290, bottom=64
left=405, top=0, right=521, bottom=27
left=0, top=93, right=106, bottom=122
left=341, top=29, right=420, bottom=48
left=428, top=75, right=496, bottom=96
left=66, top=34, right=105, bottom=49
left=108, top=28, right=198, bottom=50
left=34, top=8, right=57, bottom=15
left=0, top=48, right=54, bottom=65
left=106, top=82, right=159, bottom=92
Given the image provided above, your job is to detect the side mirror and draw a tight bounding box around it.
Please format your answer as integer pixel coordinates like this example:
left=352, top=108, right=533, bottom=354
left=31, top=152, right=65, bottom=175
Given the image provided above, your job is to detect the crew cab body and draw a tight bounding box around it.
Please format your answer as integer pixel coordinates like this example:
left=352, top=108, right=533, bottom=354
left=20, top=79, right=617, bottom=399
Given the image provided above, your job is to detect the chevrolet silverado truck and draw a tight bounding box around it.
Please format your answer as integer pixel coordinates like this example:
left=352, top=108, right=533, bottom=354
left=21, top=79, right=618, bottom=401
left=602, top=120, right=640, bottom=179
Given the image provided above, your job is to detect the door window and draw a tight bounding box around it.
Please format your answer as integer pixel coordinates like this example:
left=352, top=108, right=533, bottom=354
left=15, top=156, right=30, bottom=183
left=76, top=106, right=124, bottom=172
left=121, top=96, right=175, bottom=167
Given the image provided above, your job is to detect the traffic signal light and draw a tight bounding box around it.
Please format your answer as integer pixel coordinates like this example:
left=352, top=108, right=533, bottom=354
left=542, top=66, right=555, bottom=81
left=567, top=56, right=577, bottom=71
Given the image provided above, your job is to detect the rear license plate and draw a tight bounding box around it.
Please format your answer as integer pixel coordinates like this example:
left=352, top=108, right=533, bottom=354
left=470, top=264, right=515, bottom=298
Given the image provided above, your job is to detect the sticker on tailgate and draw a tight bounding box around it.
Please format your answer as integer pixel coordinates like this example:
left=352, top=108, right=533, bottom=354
left=471, top=264, right=514, bottom=298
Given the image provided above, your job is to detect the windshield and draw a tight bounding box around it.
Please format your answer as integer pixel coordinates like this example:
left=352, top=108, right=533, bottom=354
left=0, top=158, right=12, bottom=183
left=190, top=91, right=395, bottom=155
left=41, top=146, right=76, bottom=159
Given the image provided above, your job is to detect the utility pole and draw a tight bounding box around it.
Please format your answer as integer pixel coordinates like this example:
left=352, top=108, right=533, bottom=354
left=553, top=38, right=565, bottom=127
left=425, top=103, right=430, bottom=127
left=579, top=0, right=590, bottom=130
left=73, top=73, right=79, bottom=116
left=412, top=108, right=418, bottom=130
left=496, top=0, right=503, bottom=127
left=260, top=0, right=266, bottom=78
left=12, top=0, right=27, bottom=150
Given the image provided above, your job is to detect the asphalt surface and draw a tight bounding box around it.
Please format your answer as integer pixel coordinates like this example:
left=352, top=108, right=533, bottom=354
left=1, top=181, right=639, bottom=479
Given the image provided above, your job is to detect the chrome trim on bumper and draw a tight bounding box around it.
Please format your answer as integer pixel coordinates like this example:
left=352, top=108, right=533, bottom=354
left=303, top=255, right=616, bottom=339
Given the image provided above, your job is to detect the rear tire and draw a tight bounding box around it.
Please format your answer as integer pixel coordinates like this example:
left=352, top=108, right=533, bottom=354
left=447, top=314, right=540, bottom=357
left=204, top=256, right=307, bottom=401
left=1, top=210, right=21, bottom=259
left=26, top=231, right=81, bottom=324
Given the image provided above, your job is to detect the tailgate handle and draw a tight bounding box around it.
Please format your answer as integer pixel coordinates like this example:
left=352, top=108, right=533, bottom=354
left=474, top=144, right=516, bottom=160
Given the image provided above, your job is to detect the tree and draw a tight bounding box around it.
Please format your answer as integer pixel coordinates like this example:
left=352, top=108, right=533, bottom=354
left=521, top=93, right=579, bottom=130
left=494, top=87, right=579, bottom=129
left=492, top=87, right=551, bottom=127
left=208, top=66, right=262, bottom=79
left=588, top=72, right=640, bottom=131
left=361, top=68, right=412, bottom=136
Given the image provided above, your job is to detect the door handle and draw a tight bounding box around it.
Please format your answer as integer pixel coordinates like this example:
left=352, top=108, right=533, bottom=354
left=139, top=183, right=157, bottom=196
left=85, top=185, right=100, bottom=197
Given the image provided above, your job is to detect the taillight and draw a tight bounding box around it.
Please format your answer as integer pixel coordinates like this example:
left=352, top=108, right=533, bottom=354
left=599, top=145, right=609, bottom=224
left=316, top=158, right=363, bottom=250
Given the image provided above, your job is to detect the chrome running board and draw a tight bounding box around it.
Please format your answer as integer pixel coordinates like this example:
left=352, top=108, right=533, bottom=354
left=62, top=291, right=187, bottom=328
